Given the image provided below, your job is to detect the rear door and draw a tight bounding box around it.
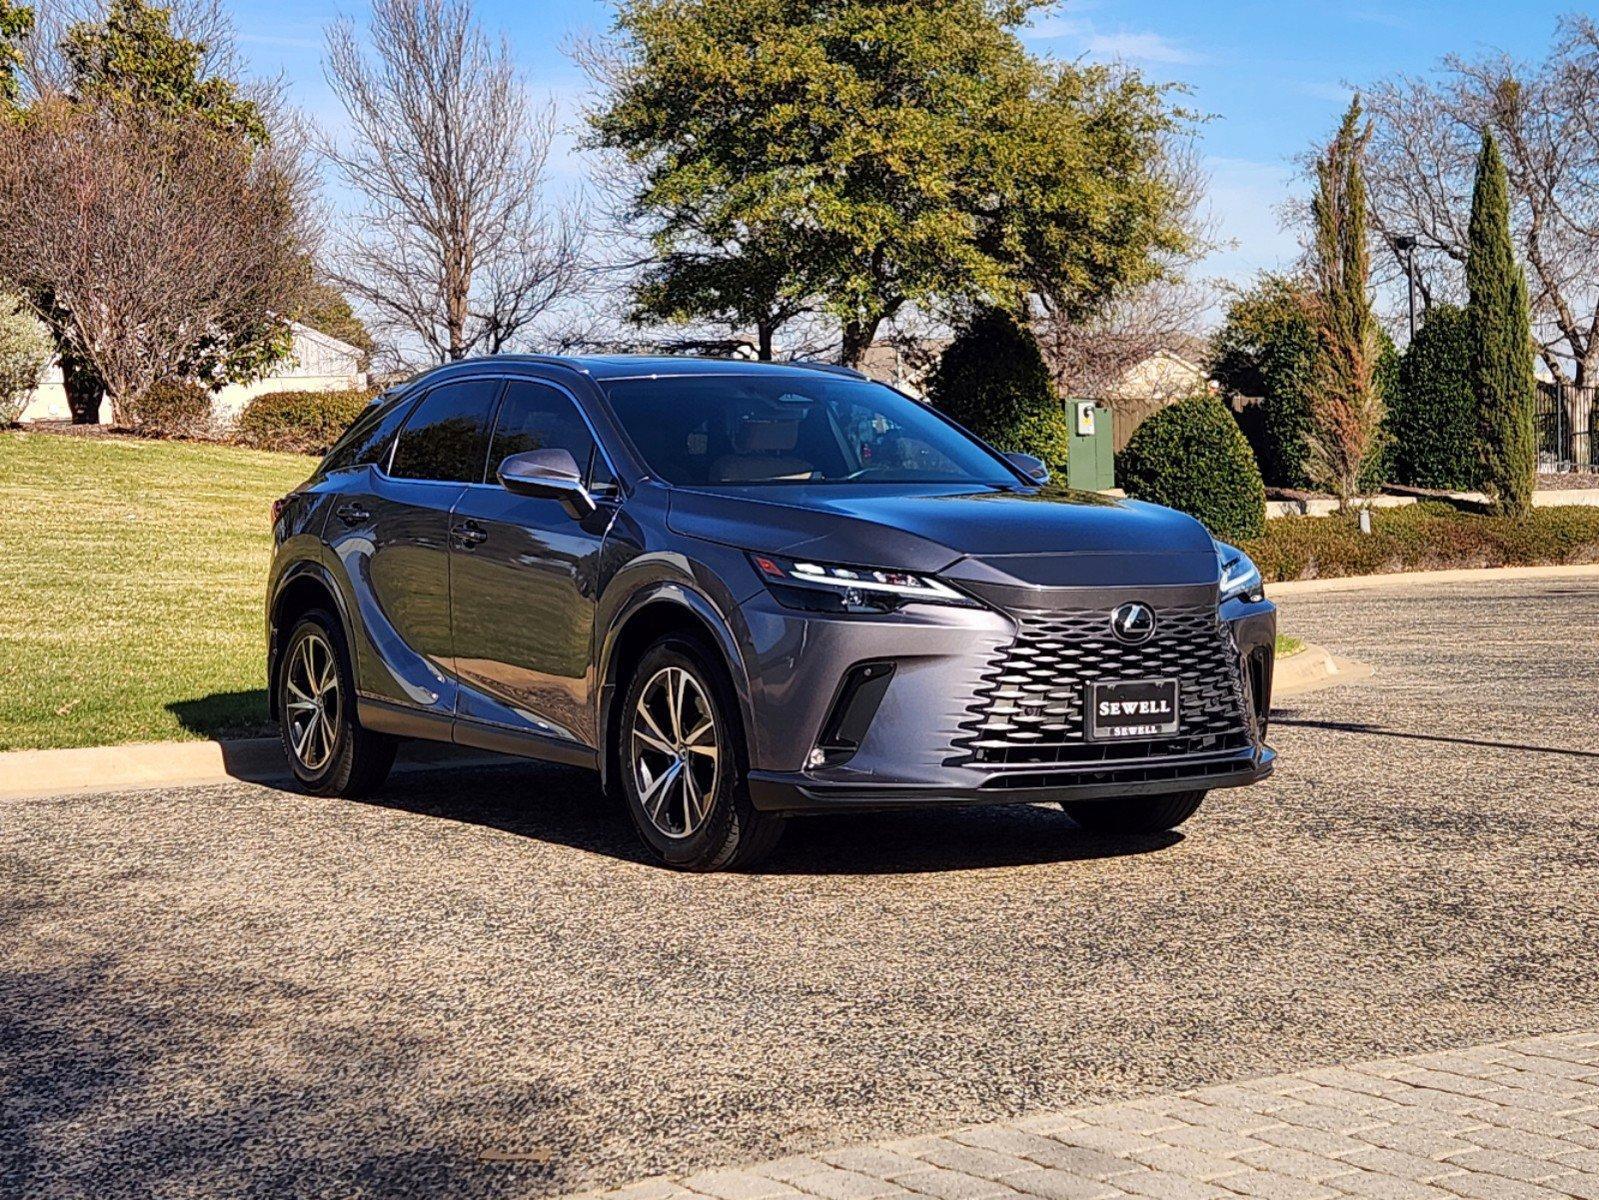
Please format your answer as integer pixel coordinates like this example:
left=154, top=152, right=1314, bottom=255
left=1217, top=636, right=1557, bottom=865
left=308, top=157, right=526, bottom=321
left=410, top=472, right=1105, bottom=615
left=325, top=376, right=501, bottom=719
left=448, top=378, right=617, bottom=747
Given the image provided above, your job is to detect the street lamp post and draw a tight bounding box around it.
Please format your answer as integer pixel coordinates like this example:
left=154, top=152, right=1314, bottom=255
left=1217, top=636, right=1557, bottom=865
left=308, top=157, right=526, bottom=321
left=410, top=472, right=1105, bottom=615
left=1392, top=234, right=1419, bottom=341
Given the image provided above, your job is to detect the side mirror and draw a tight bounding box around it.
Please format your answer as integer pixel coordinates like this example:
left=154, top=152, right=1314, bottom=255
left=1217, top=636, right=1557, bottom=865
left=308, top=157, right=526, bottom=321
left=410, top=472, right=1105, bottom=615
left=497, top=448, right=597, bottom=518
left=1005, top=451, right=1050, bottom=484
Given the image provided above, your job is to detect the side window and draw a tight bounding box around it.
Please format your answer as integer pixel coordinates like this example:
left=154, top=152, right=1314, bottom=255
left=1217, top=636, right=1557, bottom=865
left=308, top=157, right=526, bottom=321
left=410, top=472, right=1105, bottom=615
left=319, top=393, right=412, bottom=475
left=488, top=381, right=603, bottom=486
left=388, top=379, right=501, bottom=483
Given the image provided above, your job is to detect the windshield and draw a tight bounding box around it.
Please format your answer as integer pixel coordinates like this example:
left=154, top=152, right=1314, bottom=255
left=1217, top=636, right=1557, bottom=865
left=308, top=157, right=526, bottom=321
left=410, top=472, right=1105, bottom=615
left=602, top=374, right=1021, bottom=487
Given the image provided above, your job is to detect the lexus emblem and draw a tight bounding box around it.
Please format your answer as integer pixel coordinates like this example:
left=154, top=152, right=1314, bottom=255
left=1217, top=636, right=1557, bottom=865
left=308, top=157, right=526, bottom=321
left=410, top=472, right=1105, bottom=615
left=1110, top=602, right=1157, bottom=645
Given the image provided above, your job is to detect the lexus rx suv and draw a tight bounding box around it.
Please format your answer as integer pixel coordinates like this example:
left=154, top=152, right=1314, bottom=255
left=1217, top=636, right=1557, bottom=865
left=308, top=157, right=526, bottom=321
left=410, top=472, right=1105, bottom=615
left=268, top=356, right=1276, bottom=870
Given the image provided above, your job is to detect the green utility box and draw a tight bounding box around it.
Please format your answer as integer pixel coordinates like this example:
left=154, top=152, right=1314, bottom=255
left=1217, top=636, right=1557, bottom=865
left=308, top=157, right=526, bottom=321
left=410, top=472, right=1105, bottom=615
left=1065, top=400, right=1115, bottom=492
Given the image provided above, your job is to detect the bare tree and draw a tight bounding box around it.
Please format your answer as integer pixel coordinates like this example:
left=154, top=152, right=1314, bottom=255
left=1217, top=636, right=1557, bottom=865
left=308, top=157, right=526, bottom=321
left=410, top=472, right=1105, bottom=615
left=322, top=0, right=584, bottom=366
left=1366, top=16, right=1599, bottom=383
left=1034, top=135, right=1216, bottom=396
left=0, top=98, right=311, bottom=423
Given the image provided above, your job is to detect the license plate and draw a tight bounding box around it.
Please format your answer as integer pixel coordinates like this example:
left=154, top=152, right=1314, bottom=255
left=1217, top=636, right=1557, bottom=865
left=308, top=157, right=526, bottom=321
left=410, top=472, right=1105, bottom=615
left=1088, top=680, right=1180, bottom=740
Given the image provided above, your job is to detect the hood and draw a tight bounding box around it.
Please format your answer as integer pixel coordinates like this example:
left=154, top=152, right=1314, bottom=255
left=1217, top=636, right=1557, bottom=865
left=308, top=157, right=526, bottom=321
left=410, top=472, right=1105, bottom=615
left=666, top=482, right=1221, bottom=586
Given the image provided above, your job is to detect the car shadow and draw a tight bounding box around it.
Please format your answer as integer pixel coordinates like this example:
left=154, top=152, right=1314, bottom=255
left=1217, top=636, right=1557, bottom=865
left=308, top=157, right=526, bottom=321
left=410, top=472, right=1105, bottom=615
left=345, top=761, right=1184, bottom=876
left=165, top=690, right=274, bottom=741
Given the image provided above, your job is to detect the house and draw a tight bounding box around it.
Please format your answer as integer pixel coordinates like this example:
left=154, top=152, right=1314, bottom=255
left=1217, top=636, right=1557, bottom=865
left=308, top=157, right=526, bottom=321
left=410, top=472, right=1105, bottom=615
left=18, top=322, right=369, bottom=426
left=1096, top=345, right=1216, bottom=451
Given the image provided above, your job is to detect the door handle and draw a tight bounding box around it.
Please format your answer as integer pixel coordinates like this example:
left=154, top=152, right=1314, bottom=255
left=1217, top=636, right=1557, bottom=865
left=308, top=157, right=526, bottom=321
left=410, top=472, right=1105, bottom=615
left=335, top=502, right=370, bottom=526
left=451, top=521, right=489, bottom=549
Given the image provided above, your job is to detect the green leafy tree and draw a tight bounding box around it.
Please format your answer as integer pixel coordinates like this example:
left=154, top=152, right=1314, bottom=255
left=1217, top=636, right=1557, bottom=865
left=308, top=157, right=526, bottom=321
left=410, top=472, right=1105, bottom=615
left=1305, top=99, right=1384, bottom=510
left=1208, top=274, right=1317, bottom=489
left=1390, top=304, right=1477, bottom=489
left=1117, top=392, right=1267, bottom=542
left=1467, top=131, right=1537, bottom=517
left=62, top=0, right=267, bottom=146
left=927, top=306, right=1069, bottom=471
left=587, top=0, right=1190, bottom=365
left=296, top=279, right=376, bottom=368
left=1, top=0, right=31, bottom=109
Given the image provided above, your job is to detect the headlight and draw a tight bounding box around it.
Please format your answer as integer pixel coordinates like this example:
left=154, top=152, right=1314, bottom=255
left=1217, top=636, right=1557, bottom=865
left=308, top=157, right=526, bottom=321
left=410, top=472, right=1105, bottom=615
left=1217, top=542, right=1264, bottom=604
left=748, top=553, right=978, bottom=613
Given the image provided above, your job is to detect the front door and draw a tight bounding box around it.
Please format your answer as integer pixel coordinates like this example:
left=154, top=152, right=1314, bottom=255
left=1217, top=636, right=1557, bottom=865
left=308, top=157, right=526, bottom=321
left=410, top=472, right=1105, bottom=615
left=325, top=376, right=500, bottom=719
left=449, top=379, right=616, bottom=747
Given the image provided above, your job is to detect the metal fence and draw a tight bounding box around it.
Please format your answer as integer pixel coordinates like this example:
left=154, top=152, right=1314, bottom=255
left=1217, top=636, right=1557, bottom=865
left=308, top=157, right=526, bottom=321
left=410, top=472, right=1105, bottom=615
left=1536, top=382, right=1598, bottom=473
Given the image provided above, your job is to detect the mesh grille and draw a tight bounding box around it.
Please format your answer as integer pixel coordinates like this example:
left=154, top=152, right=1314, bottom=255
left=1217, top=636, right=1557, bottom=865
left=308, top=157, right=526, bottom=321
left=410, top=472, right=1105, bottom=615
left=955, top=604, right=1250, bottom=767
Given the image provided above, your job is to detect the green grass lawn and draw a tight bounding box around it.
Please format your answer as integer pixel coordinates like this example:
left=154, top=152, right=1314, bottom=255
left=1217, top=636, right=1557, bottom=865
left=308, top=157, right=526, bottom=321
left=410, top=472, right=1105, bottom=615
left=0, top=432, right=311, bottom=750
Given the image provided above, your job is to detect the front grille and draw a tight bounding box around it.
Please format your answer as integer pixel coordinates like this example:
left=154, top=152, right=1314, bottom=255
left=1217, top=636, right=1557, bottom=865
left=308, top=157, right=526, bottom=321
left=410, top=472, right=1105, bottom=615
left=954, top=604, right=1250, bottom=767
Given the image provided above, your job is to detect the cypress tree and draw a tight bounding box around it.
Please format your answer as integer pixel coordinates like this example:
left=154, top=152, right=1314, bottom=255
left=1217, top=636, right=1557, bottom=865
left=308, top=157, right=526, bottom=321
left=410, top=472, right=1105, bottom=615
left=1466, top=131, right=1537, bottom=517
left=1306, top=98, right=1384, bottom=510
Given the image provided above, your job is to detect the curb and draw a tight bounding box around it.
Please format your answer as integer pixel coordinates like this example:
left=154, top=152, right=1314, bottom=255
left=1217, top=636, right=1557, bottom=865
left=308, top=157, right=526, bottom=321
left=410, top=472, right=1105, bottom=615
left=1273, top=642, right=1373, bottom=698
left=1269, top=562, right=1599, bottom=597
left=0, top=737, right=516, bottom=803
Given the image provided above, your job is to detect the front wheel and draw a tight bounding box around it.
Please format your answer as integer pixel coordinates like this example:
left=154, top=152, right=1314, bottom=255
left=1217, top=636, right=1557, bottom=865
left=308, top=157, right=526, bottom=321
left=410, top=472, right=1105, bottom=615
left=618, top=636, right=783, bottom=871
left=276, top=610, right=396, bottom=798
left=1062, top=790, right=1205, bottom=835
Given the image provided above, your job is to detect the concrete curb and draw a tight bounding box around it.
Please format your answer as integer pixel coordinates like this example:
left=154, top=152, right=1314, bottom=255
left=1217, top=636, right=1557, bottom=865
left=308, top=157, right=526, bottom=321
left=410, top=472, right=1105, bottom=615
left=1270, top=561, right=1599, bottom=597
left=1273, top=642, right=1373, bottom=698
left=0, top=738, right=514, bottom=803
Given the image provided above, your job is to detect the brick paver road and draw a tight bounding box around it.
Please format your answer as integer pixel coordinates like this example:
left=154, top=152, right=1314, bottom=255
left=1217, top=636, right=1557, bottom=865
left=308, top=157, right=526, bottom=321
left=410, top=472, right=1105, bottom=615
left=587, top=1033, right=1599, bottom=1200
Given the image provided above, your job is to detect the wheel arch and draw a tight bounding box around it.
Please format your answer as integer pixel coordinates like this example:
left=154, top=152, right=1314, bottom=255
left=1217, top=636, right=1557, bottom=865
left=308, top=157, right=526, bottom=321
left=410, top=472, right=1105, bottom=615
left=597, top=585, right=755, bottom=796
left=268, top=564, right=355, bottom=721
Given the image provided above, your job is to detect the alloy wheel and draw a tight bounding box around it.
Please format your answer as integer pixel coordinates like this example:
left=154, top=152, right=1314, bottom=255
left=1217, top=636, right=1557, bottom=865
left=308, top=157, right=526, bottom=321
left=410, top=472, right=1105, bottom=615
left=630, top=666, right=720, bottom=839
left=284, top=631, right=341, bottom=772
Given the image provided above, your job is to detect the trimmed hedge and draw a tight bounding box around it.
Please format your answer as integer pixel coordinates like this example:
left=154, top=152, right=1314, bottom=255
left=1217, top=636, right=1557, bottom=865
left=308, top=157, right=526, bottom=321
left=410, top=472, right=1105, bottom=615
left=235, top=388, right=378, bottom=455
left=928, top=307, right=1070, bottom=473
left=1242, top=501, right=1599, bottom=582
left=1117, top=392, right=1267, bottom=541
left=131, top=381, right=213, bottom=438
left=1390, top=303, right=1477, bottom=490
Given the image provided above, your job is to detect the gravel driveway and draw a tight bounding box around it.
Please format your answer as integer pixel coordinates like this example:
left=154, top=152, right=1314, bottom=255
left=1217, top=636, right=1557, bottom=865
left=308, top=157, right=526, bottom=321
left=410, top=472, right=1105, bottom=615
left=3, top=576, right=1596, bottom=1200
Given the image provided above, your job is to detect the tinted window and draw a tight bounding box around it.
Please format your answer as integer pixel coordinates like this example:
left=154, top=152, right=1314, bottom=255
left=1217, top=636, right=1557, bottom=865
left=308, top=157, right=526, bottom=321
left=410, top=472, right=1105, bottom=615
left=319, top=393, right=412, bottom=474
left=487, top=381, right=599, bottom=484
left=602, top=375, right=1017, bottom=487
left=388, top=379, right=500, bottom=482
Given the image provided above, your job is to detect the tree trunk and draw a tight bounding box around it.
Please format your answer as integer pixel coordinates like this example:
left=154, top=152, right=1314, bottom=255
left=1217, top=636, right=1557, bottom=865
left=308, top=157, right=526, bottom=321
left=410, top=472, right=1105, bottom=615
left=840, top=317, right=881, bottom=369
left=60, top=351, right=105, bottom=424
left=756, top=320, right=775, bottom=362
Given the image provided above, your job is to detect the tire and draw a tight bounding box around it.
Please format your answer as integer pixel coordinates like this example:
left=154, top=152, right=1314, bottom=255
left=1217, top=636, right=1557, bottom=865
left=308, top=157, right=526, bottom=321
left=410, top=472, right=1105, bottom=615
left=1061, top=790, right=1206, bottom=835
left=276, top=609, right=396, bottom=798
left=617, top=635, right=783, bottom=871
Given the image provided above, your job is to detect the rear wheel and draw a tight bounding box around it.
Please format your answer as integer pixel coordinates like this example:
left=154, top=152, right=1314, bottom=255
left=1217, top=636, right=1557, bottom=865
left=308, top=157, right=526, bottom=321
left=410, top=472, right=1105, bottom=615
left=276, top=610, right=396, bottom=798
left=618, top=636, right=783, bottom=871
left=1062, top=790, right=1205, bottom=835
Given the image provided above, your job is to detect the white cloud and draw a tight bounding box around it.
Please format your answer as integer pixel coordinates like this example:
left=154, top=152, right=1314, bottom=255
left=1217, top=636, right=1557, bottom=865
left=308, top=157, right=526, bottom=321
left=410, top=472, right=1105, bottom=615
left=1024, top=14, right=1206, bottom=66
left=1083, top=31, right=1205, bottom=65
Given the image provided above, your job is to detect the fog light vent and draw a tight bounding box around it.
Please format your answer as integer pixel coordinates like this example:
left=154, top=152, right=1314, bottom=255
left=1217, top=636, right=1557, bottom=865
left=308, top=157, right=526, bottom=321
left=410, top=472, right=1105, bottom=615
left=812, top=661, right=896, bottom=768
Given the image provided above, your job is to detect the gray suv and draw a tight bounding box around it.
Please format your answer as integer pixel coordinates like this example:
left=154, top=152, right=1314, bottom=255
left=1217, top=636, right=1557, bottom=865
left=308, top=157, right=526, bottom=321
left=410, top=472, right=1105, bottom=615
left=268, top=356, right=1276, bottom=870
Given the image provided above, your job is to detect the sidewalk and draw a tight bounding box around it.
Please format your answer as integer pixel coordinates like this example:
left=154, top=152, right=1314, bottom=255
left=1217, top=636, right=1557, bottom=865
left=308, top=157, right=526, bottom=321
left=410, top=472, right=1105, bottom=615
left=577, top=1032, right=1599, bottom=1200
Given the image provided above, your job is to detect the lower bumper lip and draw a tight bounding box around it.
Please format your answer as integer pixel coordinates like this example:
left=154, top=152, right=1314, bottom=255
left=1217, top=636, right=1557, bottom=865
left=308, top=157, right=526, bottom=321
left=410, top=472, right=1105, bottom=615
left=747, top=748, right=1275, bottom=814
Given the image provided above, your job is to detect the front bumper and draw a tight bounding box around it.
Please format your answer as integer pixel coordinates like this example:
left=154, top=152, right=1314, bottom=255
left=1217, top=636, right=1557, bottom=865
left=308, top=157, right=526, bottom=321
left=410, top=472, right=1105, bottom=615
left=734, top=571, right=1277, bottom=814
left=749, top=746, right=1275, bottom=813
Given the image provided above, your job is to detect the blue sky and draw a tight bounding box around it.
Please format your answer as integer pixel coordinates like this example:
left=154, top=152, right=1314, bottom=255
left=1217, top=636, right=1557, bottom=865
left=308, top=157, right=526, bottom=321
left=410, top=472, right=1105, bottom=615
left=228, top=0, right=1578, bottom=298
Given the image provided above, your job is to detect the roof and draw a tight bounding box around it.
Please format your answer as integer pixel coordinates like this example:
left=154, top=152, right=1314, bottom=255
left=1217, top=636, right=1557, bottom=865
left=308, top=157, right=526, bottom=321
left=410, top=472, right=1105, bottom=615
left=540, top=354, right=869, bottom=382
left=288, top=320, right=365, bottom=359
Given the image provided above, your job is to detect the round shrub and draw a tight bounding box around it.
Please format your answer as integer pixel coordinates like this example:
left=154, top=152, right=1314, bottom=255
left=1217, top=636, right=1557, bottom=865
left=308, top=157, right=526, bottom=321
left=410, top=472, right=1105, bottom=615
left=1390, top=303, right=1477, bottom=490
left=928, top=306, right=1070, bottom=473
left=130, top=380, right=214, bottom=438
left=1117, top=392, right=1267, bottom=541
left=0, top=293, right=52, bottom=426
left=236, top=388, right=378, bottom=455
